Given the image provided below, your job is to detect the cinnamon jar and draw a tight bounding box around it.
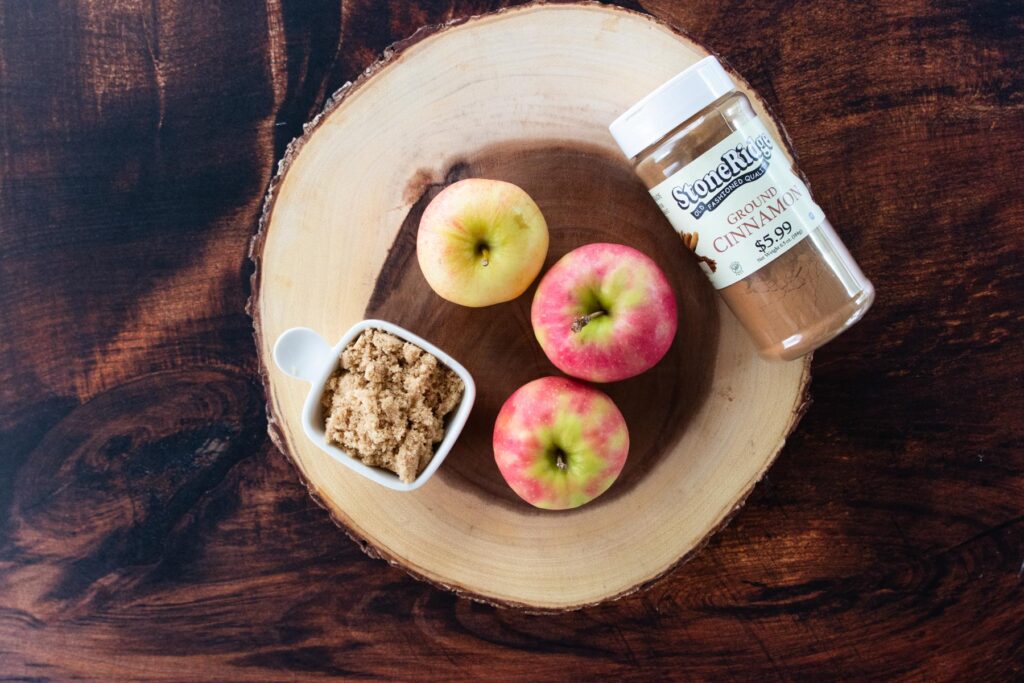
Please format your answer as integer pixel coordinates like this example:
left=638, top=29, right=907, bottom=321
left=610, top=57, right=874, bottom=361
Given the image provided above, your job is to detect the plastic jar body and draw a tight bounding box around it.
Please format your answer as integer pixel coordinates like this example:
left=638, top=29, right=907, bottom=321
left=628, top=91, right=874, bottom=360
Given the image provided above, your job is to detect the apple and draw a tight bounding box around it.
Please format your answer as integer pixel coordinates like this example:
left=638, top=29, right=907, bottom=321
left=417, top=178, right=549, bottom=307
left=493, top=376, right=629, bottom=510
left=531, top=243, right=677, bottom=383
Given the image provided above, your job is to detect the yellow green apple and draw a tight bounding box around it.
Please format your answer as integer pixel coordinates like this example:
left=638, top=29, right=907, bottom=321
left=416, top=178, right=549, bottom=307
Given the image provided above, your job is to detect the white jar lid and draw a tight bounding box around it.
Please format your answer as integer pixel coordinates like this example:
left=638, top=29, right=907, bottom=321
left=609, top=56, right=736, bottom=160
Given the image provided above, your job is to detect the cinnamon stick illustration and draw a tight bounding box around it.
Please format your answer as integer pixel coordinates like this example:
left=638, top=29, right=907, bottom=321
left=680, top=231, right=717, bottom=272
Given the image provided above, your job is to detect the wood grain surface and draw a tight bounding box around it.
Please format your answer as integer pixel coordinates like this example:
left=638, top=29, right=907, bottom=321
left=251, top=5, right=813, bottom=611
left=1, top=0, right=1021, bottom=679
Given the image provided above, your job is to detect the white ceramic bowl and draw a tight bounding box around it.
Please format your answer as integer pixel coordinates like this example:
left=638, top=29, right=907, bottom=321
left=272, top=319, right=476, bottom=491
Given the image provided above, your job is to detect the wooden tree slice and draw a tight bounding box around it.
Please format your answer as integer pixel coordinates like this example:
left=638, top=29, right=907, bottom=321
left=251, top=3, right=811, bottom=610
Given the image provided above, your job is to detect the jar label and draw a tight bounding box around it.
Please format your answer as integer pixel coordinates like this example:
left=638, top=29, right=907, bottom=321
left=649, top=118, right=823, bottom=289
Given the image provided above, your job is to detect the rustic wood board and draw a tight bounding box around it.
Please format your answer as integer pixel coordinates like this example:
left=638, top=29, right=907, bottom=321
left=2, top=0, right=1021, bottom=679
left=251, top=3, right=811, bottom=610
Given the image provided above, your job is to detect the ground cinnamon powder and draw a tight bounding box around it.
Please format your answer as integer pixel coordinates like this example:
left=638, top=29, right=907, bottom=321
left=718, top=233, right=870, bottom=356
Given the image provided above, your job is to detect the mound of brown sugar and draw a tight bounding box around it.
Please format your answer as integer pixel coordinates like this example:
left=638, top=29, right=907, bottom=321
left=321, top=329, right=464, bottom=483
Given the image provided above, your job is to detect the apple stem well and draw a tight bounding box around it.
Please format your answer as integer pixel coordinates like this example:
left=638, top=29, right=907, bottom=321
left=571, top=310, right=605, bottom=333
left=547, top=445, right=569, bottom=471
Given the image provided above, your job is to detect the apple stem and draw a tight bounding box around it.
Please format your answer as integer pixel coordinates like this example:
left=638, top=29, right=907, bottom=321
left=571, top=310, right=605, bottom=333
left=480, top=247, right=490, bottom=267
left=555, top=453, right=567, bottom=471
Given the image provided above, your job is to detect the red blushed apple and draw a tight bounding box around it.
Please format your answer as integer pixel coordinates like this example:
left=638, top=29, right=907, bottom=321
left=531, top=243, right=677, bottom=383
left=493, top=376, right=629, bottom=510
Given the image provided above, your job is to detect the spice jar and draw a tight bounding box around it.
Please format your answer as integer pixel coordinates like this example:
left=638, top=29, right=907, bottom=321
left=610, top=57, right=874, bottom=361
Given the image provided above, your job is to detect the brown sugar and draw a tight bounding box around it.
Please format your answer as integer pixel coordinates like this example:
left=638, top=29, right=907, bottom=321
left=321, top=329, right=464, bottom=483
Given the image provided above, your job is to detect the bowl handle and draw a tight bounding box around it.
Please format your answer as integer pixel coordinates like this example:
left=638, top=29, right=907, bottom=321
left=273, top=327, right=332, bottom=383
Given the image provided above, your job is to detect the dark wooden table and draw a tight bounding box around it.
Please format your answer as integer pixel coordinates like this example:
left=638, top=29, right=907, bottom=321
left=2, top=1, right=1021, bottom=679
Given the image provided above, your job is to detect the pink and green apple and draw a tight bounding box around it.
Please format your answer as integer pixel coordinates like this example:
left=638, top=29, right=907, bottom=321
left=493, top=376, right=629, bottom=510
left=416, top=178, right=549, bottom=307
left=531, top=243, right=677, bottom=383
